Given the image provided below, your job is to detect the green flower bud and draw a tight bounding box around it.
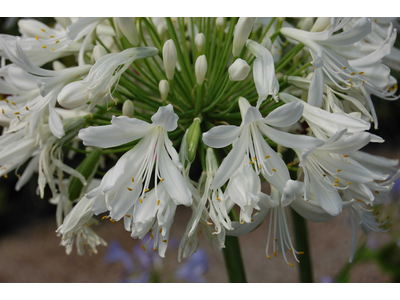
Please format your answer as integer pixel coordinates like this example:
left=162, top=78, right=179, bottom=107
left=186, top=118, right=201, bottom=163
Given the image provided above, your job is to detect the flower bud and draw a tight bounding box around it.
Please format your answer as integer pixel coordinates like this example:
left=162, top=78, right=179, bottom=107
left=310, top=17, right=331, bottom=32
left=52, top=60, right=66, bottom=71
left=232, top=17, right=254, bottom=57
left=163, top=39, right=177, bottom=80
left=92, top=45, right=107, bottom=63
left=159, top=80, right=170, bottom=101
left=186, top=118, right=201, bottom=163
left=195, top=33, right=205, bottom=53
left=195, top=55, right=207, bottom=85
left=216, top=17, right=224, bottom=30
left=157, top=25, right=167, bottom=40
left=58, top=81, right=89, bottom=109
left=229, top=58, right=250, bottom=81
left=122, top=100, right=134, bottom=117
left=299, top=17, right=314, bottom=31
left=114, top=17, right=139, bottom=46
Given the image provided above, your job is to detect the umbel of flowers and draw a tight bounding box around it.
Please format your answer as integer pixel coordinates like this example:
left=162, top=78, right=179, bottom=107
left=0, top=17, right=399, bottom=274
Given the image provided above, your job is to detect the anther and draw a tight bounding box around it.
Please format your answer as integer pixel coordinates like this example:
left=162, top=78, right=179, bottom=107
left=11, top=102, right=16, bottom=105
left=163, top=240, right=167, bottom=242
left=145, top=188, right=150, bottom=192
left=50, top=35, right=54, bottom=38
left=5, top=99, right=9, bottom=103
left=359, top=72, right=364, bottom=75
left=127, top=187, right=132, bottom=191
left=206, top=222, right=213, bottom=226
left=343, top=155, right=349, bottom=157
left=157, top=200, right=160, bottom=205
left=14, top=112, right=19, bottom=115
left=132, top=177, right=134, bottom=182
left=4, top=174, right=8, bottom=178
left=323, top=174, right=326, bottom=177
left=41, top=29, right=45, bottom=32
left=271, top=168, right=277, bottom=172
left=160, top=229, right=162, bottom=233
left=265, top=155, right=270, bottom=159
left=25, top=106, right=29, bottom=110
left=275, top=238, right=278, bottom=241
left=151, top=234, right=154, bottom=239
left=141, top=245, right=146, bottom=251
left=1, top=109, right=4, bottom=114
left=334, top=184, right=339, bottom=186
left=216, top=197, right=221, bottom=201
left=35, top=36, right=38, bottom=40
left=42, top=45, right=47, bottom=49
left=337, top=169, right=342, bottom=172
left=350, top=72, right=355, bottom=75
left=374, top=191, right=380, bottom=194
left=348, top=182, right=351, bottom=185
left=267, top=255, right=271, bottom=259
left=126, top=214, right=131, bottom=218
left=289, top=263, right=293, bottom=268
left=139, top=198, right=143, bottom=203
left=153, top=248, right=158, bottom=251
left=342, top=67, right=347, bottom=70
left=274, top=252, right=277, bottom=257
left=52, top=48, right=55, bottom=51
left=357, top=199, right=362, bottom=202
left=249, top=161, right=254, bottom=164
left=298, top=252, right=304, bottom=255
left=102, top=215, right=107, bottom=220
left=55, top=40, right=59, bottom=44
left=85, top=223, right=90, bottom=227
left=160, top=178, right=164, bottom=182
left=110, top=219, right=115, bottom=223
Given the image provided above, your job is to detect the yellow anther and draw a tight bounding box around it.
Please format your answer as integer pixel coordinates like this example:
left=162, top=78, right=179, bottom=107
left=271, top=168, right=277, bottom=172
left=17, top=174, right=20, bottom=179
left=102, top=215, right=107, bottom=220
left=131, top=177, right=134, bottom=182
left=4, top=174, right=8, bottom=179
left=206, top=222, right=213, bottom=226
left=52, top=48, right=55, bottom=51
left=334, top=184, right=339, bottom=186
left=349, top=78, right=352, bottom=81
left=359, top=72, right=364, bottom=75
left=50, top=35, right=54, bottom=38
left=343, top=155, right=349, bottom=158
left=357, top=199, right=362, bottom=202
left=216, top=197, right=221, bottom=201
left=342, top=67, right=347, bottom=70
left=265, top=155, right=270, bottom=159
left=374, top=191, right=380, bottom=194
left=139, top=198, right=143, bottom=203
left=141, top=245, right=146, bottom=251
left=160, top=229, right=162, bottom=233
left=241, top=221, right=244, bottom=224
left=85, top=223, right=90, bottom=227
left=290, top=248, right=292, bottom=252
left=334, top=180, right=339, bottom=183
left=35, top=36, right=38, bottom=40
left=275, top=238, right=278, bottom=241
left=11, top=102, right=16, bottom=105
left=249, top=161, right=254, bottom=164
left=110, top=219, right=115, bottom=223
left=42, top=45, right=47, bottom=49
left=126, top=214, right=131, bottom=218
left=274, top=252, right=277, bottom=257
left=267, top=255, right=271, bottom=259
left=153, top=248, right=158, bottom=251
left=41, top=29, right=45, bottom=32
left=149, top=228, right=153, bottom=233
left=160, top=178, right=165, bottom=182
left=157, top=200, right=160, bottom=205
left=14, top=112, right=19, bottom=115
left=163, top=239, right=167, bottom=242
left=348, top=182, right=351, bottom=185
left=298, top=252, right=304, bottom=255
left=337, top=169, right=342, bottom=172
left=5, top=99, right=9, bottom=103
left=323, top=174, right=326, bottom=177
left=251, top=219, right=254, bottom=222
left=350, top=84, right=353, bottom=87
left=362, top=80, right=365, bottom=84
left=289, top=263, right=293, bottom=268
left=1, top=109, right=4, bottom=114
left=25, top=106, right=29, bottom=110
left=55, top=40, right=59, bottom=44
left=350, top=72, right=356, bottom=75
left=151, top=234, right=154, bottom=239
left=312, top=66, right=315, bottom=69
left=145, top=188, right=150, bottom=192
left=253, top=157, right=257, bottom=161
left=127, top=187, right=132, bottom=191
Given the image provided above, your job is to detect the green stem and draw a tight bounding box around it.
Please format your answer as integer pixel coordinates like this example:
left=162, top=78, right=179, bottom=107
left=222, top=235, right=247, bottom=283
left=291, top=208, right=314, bottom=283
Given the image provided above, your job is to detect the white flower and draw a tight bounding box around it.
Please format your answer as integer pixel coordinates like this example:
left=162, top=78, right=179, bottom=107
left=246, top=39, right=279, bottom=107
left=163, top=39, right=177, bottom=80
left=114, top=17, right=139, bottom=46
left=195, top=55, right=207, bottom=85
left=195, top=33, right=205, bottom=53
left=203, top=97, right=323, bottom=191
left=233, top=17, right=254, bottom=57
left=79, top=104, right=192, bottom=222
left=228, top=58, right=250, bottom=81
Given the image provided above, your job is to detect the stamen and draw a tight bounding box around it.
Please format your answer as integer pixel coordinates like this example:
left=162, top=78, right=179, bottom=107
left=132, top=177, right=134, bottom=182
left=126, top=214, right=131, bottom=218
left=35, top=36, right=38, bottom=40
left=42, top=45, right=47, bottom=49
left=50, top=35, right=54, bottom=38
left=160, top=178, right=165, bottom=182
left=141, top=245, right=146, bottom=251
left=343, top=155, right=349, bottom=157
left=267, top=255, right=271, bottom=259
left=55, top=40, right=59, bottom=44
left=110, top=219, right=115, bottom=223
left=41, top=29, right=45, bottom=32
left=102, top=216, right=107, bottom=220
left=25, top=106, right=29, bottom=110
left=145, top=188, right=150, bottom=192
left=289, top=263, right=293, bottom=268
left=265, top=155, right=270, bottom=159
left=271, top=168, right=277, bottom=172
left=359, top=72, right=364, bottom=75
left=342, top=67, right=347, bottom=70
left=216, top=197, right=221, bottom=201
left=350, top=72, right=355, bottom=75
left=85, top=223, right=90, bottom=227
left=139, top=198, right=143, bottom=203
left=274, top=252, right=277, bottom=257
left=249, top=161, right=254, bottom=164
left=11, top=102, right=16, bottom=105
left=337, top=169, right=342, bottom=172
left=127, top=187, right=132, bottom=191
left=163, top=240, right=167, bottom=242
left=157, top=200, right=160, bottom=205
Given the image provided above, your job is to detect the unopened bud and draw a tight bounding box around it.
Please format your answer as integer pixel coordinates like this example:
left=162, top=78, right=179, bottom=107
left=157, top=25, right=167, bottom=40
left=299, top=17, right=314, bottom=31
left=163, top=39, right=177, bottom=80
left=195, top=33, right=206, bottom=53
left=159, top=80, right=170, bottom=101
left=310, top=17, right=331, bottom=32
left=186, top=118, right=201, bottom=163
left=122, top=100, right=134, bottom=117
left=58, top=81, right=89, bottom=109
left=233, top=17, right=254, bottom=57
left=229, top=58, right=250, bottom=81
left=92, top=45, right=107, bottom=63
left=216, top=17, right=224, bottom=30
left=114, top=17, right=139, bottom=46
left=52, top=61, right=66, bottom=71
left=195, top=55, right=207, bottom=85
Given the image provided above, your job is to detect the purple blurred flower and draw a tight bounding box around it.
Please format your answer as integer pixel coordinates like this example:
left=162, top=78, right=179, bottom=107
left=176, top=249, right=208, bottom=283
left=104, top=240, right=135, bottom=272
left=320, top=275, right=334, bottom=283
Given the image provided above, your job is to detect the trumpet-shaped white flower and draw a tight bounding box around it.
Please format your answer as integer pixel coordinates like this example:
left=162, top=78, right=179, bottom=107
left=79, top=104, right=192, bottom=222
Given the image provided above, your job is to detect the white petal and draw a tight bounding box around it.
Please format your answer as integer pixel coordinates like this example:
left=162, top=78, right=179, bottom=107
left=264, top=102, right=303, bottom=127
left=49, top=104, right=65, bottom=138
left=151, top=104, right=178, bottom=132
left=203, top=125, right=242, bottom=148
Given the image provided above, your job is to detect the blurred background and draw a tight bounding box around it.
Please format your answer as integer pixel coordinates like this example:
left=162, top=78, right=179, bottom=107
left=1, top=17, right=400, bottom=283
